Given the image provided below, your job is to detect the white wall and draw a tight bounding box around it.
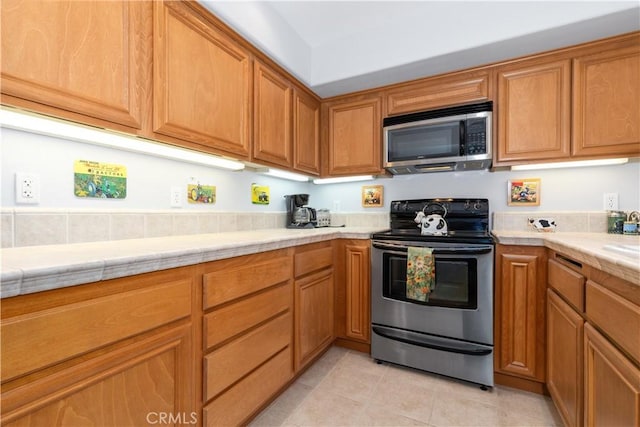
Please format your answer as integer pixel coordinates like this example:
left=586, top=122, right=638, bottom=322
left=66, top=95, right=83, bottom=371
left=1, top=128, right=312, bottom=212
left=2, top=128, right=639, bottom=214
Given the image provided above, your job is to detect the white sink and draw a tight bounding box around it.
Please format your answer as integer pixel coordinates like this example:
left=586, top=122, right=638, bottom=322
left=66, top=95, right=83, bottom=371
left=603, top=244, right=640, bottom=258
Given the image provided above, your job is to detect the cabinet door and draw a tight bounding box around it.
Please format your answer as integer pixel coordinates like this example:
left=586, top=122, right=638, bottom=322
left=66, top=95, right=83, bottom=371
left=573, top=42, right=640, bottom=158
left=385, top=69, right=491, bottom=116
left=1, top=0, right=147, bottom=130
left=344, top=243, right=371, bottom=343
left=326, top=96, right=382, bottom=176
left=295, top=269, right=334, bottom=371
left=2, top=325, right=193, bottom=427
left=293, top=90, right=321, bottom=175
left=253, top=62, right=293, bottom=168
left=153, top=1, right=251, bottom=158
left=547, top=289, right=584, bottom=427
left=494, top=245, right=547, bottom=382
left=496, top=59, right=571, bottom=164
left=584, top=323, right=640, bottom=427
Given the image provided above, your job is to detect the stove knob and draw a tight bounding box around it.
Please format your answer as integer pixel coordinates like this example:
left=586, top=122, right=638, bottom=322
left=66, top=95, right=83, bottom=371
left=473, top=201, right=482, bottom=210
left=464, top=200, right=471, bottom=210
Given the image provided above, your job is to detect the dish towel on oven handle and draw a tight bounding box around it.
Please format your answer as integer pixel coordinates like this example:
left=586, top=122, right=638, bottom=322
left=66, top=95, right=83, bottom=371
left=406, top=246, right=436, bottom=302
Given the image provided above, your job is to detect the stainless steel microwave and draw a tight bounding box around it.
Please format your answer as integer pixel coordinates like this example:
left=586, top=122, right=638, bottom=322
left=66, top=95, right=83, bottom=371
left=383, top=101, right=492, bottom=174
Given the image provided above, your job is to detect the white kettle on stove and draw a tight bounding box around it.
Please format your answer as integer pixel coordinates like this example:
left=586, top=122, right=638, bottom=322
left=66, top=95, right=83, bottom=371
left=414, top=203, right=448, bottom=236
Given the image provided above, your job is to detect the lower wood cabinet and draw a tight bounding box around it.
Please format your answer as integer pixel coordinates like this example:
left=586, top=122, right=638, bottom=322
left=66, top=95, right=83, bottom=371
left=201, top=249, right=294, bottom=426
left=334, top=239, right=371, bottom=352
left=547, top=288, right=584, bottom=427
left=0, top=239, right=373, bottom=425
left=294, top=242, right=334, bottom=371
left=584, top=323, right=640, bottom=427
left=0, top=267, right=196, bottom=426
left=494, top=245, right=547, bottom=391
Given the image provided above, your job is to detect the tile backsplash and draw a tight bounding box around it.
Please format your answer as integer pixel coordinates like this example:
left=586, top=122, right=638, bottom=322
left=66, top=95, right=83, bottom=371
left=1, top=209, right=390, bottom=248
left=492, top=211, right=607, bottom=233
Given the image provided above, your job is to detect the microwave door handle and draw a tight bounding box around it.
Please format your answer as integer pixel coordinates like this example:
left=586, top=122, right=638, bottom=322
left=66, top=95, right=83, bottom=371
left=459, top=120, right=466, bottom=156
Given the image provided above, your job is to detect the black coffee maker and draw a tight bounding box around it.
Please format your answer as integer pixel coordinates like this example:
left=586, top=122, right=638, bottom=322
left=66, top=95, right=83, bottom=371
left=285, top=194, right=317, bottom=229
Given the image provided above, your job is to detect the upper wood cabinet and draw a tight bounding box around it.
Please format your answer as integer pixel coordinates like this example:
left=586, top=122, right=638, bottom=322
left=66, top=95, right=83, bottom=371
left=153, top=0, right=251, bottom=159
left=572, top=41, right=640, bottom=158
left=293, top=90, right=321, bottom=175
left=385, top=69, right=492, bottom=116
left=324, top=95, right=383, bottom=176
left=496, top=59, right=572, bottom=164
left=253, top=62, right=321, bottom=175
left=0, top=0, right=149, bottom=131
left=496, top=33, right=640, bottom=165
left=253, top=61, right=293, bottom=168
left=494, top=245, right=547, bottom=385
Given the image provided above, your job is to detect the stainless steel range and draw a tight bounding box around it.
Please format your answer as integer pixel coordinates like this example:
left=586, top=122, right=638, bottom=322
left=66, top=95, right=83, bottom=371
left=371, top=198, right=494, bottom=387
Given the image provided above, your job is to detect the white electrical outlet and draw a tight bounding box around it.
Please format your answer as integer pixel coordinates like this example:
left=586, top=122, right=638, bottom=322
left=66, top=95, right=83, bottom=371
left=603, top=192, right=619, bottom=210
left=15, top=173, right=40, bottom=204
left=170, top=186, right=183, bottom=208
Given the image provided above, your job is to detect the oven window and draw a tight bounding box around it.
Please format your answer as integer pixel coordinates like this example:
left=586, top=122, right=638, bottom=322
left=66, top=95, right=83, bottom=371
left=382, top=253, right=477, bottom=309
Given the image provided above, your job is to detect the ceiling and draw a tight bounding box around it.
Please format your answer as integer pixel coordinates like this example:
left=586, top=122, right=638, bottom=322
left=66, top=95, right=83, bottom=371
left=199, top=1, right=640, bottom=98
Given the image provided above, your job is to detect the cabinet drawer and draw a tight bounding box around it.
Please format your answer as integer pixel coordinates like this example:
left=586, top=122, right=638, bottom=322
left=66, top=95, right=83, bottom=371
left=203, top=347, right=292, bottom=426
left=548, top=258, right=585, bottom=311
left=204, top=282, right=292, bottom=349
left=294, top=245, right=333, bottom=278
left=203, top=253, right=291, bottom=309
left=204, top=311, right=292, bottom=401
left=586, top=280, right=640, bottom=364
left=1, top=276, right=192, bottom=382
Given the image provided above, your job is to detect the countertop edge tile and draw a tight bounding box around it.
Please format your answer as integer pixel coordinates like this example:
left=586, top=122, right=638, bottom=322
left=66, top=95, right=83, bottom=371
left=492, top=230, right=640, bottom=286
left=1, top=228, right=381, bottom=297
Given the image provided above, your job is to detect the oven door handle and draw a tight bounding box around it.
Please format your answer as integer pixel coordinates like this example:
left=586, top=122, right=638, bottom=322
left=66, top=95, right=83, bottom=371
left=372, top=326, right=492, bottom=356
left=372, top=242, right=493, bottom=255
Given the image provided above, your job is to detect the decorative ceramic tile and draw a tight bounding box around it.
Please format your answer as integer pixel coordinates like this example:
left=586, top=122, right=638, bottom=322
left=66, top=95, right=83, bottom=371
left=14, top=213, right=67, bottom=247
left=1, top=212, right=13, bottom=248
left=109, top=214, right=145, bottom=241
left=69, top=213, right=111, bottom=243
left=144, top=214, right=173, bottom=238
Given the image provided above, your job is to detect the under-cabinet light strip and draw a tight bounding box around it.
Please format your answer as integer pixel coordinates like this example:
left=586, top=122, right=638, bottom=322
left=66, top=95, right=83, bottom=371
left=313, top=175, right=374, bottom=184
left=0, top=108, right=246, bottom=171
left=511, top=158, right=629, bottom=171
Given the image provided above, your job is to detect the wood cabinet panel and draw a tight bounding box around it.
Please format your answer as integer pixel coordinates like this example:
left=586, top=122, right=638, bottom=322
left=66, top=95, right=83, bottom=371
left=494, top=245, right=547, bottom=382
left=204, top=312, right=292, bottom=401
left=547, top=289, right=584, bottom=427
left=203, top=347, right=292, bottom=427
left=586, top=280, right=640, bottom=364
left=1, top=276, right=191, bottom=383
left=2, top=324, right=194, bottom=426
left=385, top=69, right=491, bottom=116
left=204, top=282, right=291, bottom=349
left=572, top=44, right=640, bottom=158
left=584, top=323, right=640, bottom=427
left=153, top=1, right=251, bottom=158
left=294, top=245, right=333, bottom=278
left=203, top=250, right=291, bottom=309
left=496, top=59, right=571, bottom=163
left=253, top=62, right=293, bottom=168
left=293, top=90, right=321, bottom=175
left=344, top=243, right=370, bottom=342
left=295, top=269, right=334, bottom=370
left=1, top=0, right=147, bottom=129
left=548, top=258, right=586, bottom=312
left=326, top=96, right=383, bottom=176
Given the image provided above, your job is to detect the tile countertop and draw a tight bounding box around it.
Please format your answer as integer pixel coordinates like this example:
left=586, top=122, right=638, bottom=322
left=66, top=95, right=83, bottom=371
left=0, top=227, right=384, bottom=299
left=492, top=230, right=640, bottom=286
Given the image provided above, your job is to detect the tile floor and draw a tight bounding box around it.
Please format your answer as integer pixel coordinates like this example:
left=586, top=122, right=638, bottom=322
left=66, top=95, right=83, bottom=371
left=250, top=346, right=562, bottom=427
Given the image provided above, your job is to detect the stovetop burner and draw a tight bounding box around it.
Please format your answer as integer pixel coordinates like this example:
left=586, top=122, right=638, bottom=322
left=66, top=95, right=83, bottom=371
left=372, top=198, right=494, bottom=244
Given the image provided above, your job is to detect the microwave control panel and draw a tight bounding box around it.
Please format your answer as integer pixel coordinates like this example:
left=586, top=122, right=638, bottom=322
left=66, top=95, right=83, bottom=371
left=465, top=118, right=487, bottom=155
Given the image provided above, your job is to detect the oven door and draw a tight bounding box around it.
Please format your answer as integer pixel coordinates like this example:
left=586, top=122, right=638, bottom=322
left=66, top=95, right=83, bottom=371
left=371, top=240, right=494, bottom=345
